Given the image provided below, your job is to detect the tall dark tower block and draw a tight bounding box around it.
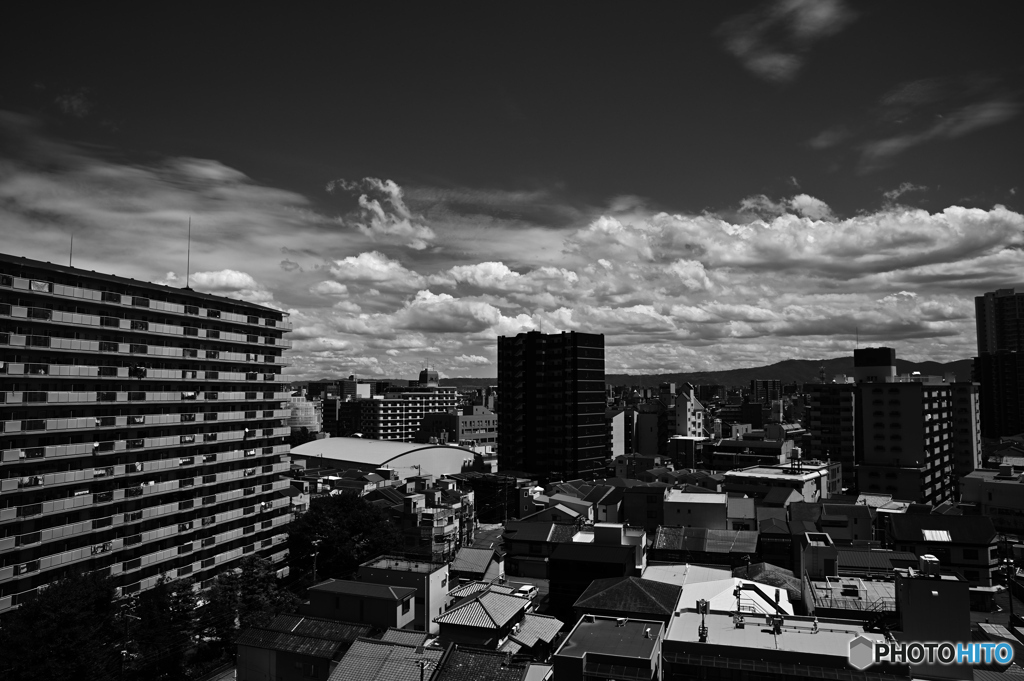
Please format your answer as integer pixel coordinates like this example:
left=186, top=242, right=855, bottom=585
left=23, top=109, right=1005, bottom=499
left=497, top=331, right=606, bottom=481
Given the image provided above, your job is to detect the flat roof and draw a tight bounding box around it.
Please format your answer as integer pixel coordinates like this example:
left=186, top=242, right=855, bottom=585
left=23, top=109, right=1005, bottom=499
left=310, top=579, right=416, bottom=601
left=665, top=609, right=883, bottom=658
left=724, top=467, right=825, bottom=481
left=665, top=491, right=727, bottom=504
left=361, top=555, right=446, bottom=574
left=557, top=616, right=663, bottom=661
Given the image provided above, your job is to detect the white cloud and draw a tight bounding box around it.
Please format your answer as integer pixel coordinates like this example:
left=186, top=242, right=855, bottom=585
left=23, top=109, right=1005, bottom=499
left=2, top=111, right=1021, bottom=380
left=718, top=0, right=857, bottom=83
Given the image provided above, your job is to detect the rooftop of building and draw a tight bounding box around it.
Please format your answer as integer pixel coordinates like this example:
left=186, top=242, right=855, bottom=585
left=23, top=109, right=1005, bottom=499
left=435, top=589, right=528, bottom=629
left=309, top=579, right=417, bottom=601
left=642, top=564, right=733, bottom=587
left=236, top=614, right=371, bottom=660
left=0, top=252, right=285, bottom=314
left=432, top=647, right=528, bottom=681
left=574, top=576, right=682, bottom=618
left=664, top=608, right=884, bottom=658
left=653, top=526, right=759, bottom=555
left=360, top=555, right=448, bottom=574
left=292, top=437, right=477, bottom=466
left=329, top=638, right=445, bottom=681
left=450, top=548, right=502, bottom=575
left=723, top=464, right=832, bottom=481
left=379, top=627, right=430, bottom=647
left=888, top=513, right=997, bottom=545
left=665, top=490, right=727, bottom=504
left=550, top=542, right=636, bottom=563
left=556, top=615, right=663, bottom=661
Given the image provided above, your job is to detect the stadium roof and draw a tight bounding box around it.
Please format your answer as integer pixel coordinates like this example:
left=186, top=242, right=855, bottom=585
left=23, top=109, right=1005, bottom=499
left=291, top=437, right=477, bottom=466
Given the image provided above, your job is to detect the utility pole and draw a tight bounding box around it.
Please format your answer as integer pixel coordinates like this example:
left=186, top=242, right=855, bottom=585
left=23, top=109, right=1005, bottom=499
left=311, top=539, right=322, bottom=584
left=1006, top=535, right=1015, bottom=620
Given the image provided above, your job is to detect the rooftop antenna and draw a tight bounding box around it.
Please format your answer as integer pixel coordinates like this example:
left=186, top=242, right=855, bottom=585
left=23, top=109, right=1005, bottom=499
left=185, top=216, right=192, bottom=290
left=69, top=233, right=74, bottom=267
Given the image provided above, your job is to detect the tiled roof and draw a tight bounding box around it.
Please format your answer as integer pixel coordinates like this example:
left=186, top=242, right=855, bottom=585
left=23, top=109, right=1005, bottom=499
left=310, top=578, right=416, bottom=601
left=448, top=581, right=516, bottom=603
left=330, top=638, right=444, bottom=681
left=654, top=526, right=759, bottom=554
left=548, top=523, right=579, bottom=543
left=265, top=614, right=370, bottom=642
left=435, top=591, right=527, bottom=629
left=509, top=613, right=563, bottom=648
left=450, top=548, right=498, bottom=575
left=889, top=514, right=996, bottom=545
left=379, top=627, right=429, bottom=647
left=758, top=517, right=790, bottom=534
left=499, top=638, right=523, bottom=655
left=573, top=576, right=681, bottom=617
left=236, top=613, right=371, bottom=658
left=432, top=647, right=528, bottom=681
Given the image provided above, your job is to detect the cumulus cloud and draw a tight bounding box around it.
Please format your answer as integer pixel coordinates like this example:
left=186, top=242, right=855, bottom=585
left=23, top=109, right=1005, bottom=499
left=718, top=0, right=857, bottom=83
left=3, top=111, right=1022, bottom=380
left=328, top=177, right=436, bottom=249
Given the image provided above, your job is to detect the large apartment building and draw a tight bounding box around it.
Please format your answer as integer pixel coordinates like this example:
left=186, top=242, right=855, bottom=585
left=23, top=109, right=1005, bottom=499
left=0, top=254, right=293, bottom=613
left=497, top=331, right=607, bottom=480
left=325, top=370, right=458, bottom=441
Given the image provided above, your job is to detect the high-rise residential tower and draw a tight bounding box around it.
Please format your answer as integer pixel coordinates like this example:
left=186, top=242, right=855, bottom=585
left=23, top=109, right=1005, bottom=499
left=0, top=254, right=293, bottom=612
left=975, top=288, right=1024, bottom=438
left=497, top=331, right=606, bottom=480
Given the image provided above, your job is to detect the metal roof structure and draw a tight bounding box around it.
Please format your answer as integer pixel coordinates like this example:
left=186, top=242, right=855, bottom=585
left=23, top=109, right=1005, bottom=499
left=654, top=526, right=759, bottom=554
left=291, top=437, right=478, bottom=478
left=574, top=576, right=682, bottom=619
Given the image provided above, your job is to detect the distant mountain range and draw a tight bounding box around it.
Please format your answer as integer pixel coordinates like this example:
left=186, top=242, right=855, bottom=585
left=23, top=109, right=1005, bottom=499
left=437, top=356, right=975, bottom=389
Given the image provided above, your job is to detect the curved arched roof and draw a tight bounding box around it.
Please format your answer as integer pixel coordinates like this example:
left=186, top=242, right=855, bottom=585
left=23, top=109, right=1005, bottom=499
left=292, top=437, right=478, bottom=466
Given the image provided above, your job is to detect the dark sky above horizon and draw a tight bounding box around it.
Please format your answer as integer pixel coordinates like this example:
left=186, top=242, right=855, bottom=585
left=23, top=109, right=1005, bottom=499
left=2, top=3, right=1022, bottom=379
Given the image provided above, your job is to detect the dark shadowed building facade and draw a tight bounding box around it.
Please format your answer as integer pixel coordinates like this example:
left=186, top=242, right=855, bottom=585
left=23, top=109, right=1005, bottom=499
left=497, top=331, right=607, bottom=481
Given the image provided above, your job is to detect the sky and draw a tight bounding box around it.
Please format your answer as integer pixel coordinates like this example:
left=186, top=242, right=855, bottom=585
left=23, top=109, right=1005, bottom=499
left=1, top=3, right=1022, bottom=380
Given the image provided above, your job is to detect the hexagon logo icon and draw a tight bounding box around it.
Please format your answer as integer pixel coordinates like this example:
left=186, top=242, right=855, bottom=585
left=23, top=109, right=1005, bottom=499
left=848, top=635, right=876, bottom=670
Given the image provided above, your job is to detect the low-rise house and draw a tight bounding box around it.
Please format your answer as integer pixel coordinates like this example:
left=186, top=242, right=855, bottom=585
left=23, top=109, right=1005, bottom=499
left=959, top=465, right=1024, bottom=535
left=449, top=547, right=505, bottom=584
left=790, top=501, right=876, bottom=544
left=552, top=615, right=664, bottom=681
left=356, top=555, right=450, bottom=634
left=499, top=613, right=564, bottom=660
left=301, top=579, right=416, bottom=630
left=237, top=614, right=370, bottom=681
left=433, top=587, right=530, bottom=649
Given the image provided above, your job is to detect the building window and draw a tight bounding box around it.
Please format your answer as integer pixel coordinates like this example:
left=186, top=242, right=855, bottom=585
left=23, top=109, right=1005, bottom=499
left=402, top=598, right=411, bottom=614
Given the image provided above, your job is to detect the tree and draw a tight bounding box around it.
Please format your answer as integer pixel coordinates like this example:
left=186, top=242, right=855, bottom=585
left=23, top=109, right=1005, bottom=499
left=288, top=493, right=403, bottom=583
left=0, top=571, right=122, bottom=681
left=130, top=575, right=197, bottom=681
left=198, top=556, right=298, bottom=651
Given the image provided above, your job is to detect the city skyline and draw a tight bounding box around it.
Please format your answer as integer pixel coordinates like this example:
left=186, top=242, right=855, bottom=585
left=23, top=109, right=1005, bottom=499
left=2, top=4, right=1022, bottom=380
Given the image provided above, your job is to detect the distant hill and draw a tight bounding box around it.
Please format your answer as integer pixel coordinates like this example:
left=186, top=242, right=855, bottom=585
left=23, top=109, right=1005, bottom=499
left=440, top=356, right=975, bottom=389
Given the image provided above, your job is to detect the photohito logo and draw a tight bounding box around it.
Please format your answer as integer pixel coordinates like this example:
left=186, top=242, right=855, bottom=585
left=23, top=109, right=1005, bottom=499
left=847, top=636, right=1014, bottom=670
